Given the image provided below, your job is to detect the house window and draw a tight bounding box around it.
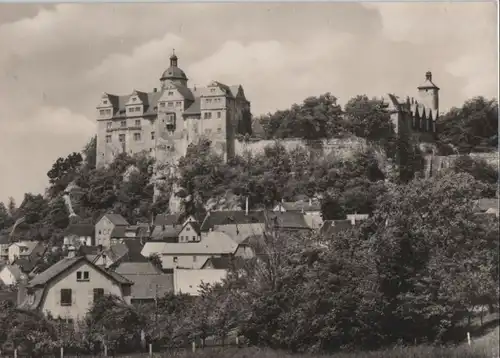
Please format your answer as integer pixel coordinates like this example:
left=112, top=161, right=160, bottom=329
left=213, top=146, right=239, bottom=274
left=134, top=133, right=141, bottom=141
left=129, top=107, right=135, bottom=112
left=105, top=109, right=112, bottom=115
left=167, top=102, right=173, bottom=108
left=151, top=131, right=155, bottom=140
left=135, top=106, right=141, bottom=112
left=105, top=135, right=111, bottom=143
left=99, top=110, right=105, bottom=115
left=210, top=88, right=216, bottom=93
left=103, top=100, right=108, bottom=104
left=135, top=119, right=141, bottom=126
left=217, top=112, right=221, bottom=119
left=160, top=102, right=165, bottom=107
left=77, top=271, right=89, bottom=282
left=193, top=256, right=197, bottom=262
left=120, top=120, right=126, bottom=127
left=186, top=227, right=190, bottom=231
left=173, top=257, right=178, bottom=263
left=204, top=128, right=212, bottom=134
left=132, top=97, right=137, bottom=102
left=60, top=289, right=72, bottom=306
left=119, top=134, right=125, bottom=142
left=192, top=236, right=196, bottom=241
left=203, top=112, right=212, bottom=120
left=217, top=127, right=222, bottom=133
left=168, top=91, right=174, bottom=96
left=206, top=98, right=212, bottom=104
left=93, top=288, right=104, bottom=302
left=176, top=101, right=182, bottom=107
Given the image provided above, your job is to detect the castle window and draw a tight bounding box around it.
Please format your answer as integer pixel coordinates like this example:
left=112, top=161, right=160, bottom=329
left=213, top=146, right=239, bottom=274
left=99, top=110, right=105, bottom=115
left=135, top=106, right=141, bottom=112
left=120, top=121, right=126, bottom=127
left=168, top=91, right=174, bottom=96
left=217, top=111, right=221, bottom=119
left=105, top=109, right=112, bottom=115
left=133, top=133, right=141, bottom=141
left=135, top=119, right=141, bottom=126
left=129, top=107, right=135, bottom=112
left=151, top=131, right=155, bottom=140
left=176, top=101, right=182, bottom=107
left=107, top=122, right=112, bottom=129
left=119, top=134, right=125, bottom=142
left=167, top=102, right=173, bottom=108
left=203, top=112, right=212, bottom=120
left=106, top=135, right=111, bottom=143
left=160, top=102, right=165, bottom=107
left=206, top=98, right=212, bottom=104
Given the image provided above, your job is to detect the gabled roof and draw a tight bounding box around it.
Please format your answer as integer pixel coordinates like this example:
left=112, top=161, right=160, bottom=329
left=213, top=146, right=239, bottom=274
left=275, top=201, right=321, bottom=212
left=202, top=256, right=246, bottom=270
left=11, top=241, right=43, bottom=256
left=200, top=210, right=266, bottom=232
left=64, top=224, right=94, bottom=237
left=27, top=256, right=132, bottom=288
left=122, top=273, right=173, bottom=300
left=12, top=258, right=37, bottom=273
left=100, top=239, right=147, bottom=264
left=154, top=213, right=181, bottom=226
left=100, top=213, right=129, bottom=226
left=114, top=261, right=162, bottom=275
left=151, top=225, right=182, bottom=241
left=266, top=211, right=311, bottom=230
left=183, top=221, right=201, bottom=235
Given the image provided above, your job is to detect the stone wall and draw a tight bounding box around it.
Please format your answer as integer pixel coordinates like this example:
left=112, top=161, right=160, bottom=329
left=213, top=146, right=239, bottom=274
left=427, top=152, right=499, bottom=177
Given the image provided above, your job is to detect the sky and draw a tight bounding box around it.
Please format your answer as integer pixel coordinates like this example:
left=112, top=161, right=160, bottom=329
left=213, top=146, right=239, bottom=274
left=0, top=2, right=497, bottom=206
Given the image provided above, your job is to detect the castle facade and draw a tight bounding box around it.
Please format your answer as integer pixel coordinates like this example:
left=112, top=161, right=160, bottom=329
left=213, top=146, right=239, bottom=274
left=95, top=51, right=252, bottom=168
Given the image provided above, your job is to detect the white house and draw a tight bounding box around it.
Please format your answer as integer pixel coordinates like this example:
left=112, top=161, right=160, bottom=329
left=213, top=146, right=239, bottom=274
left=0, top=265, right=26, bottom=286
left=173, top=268, right=227, bottom=296
left=8, top=241, right=45, bottom=264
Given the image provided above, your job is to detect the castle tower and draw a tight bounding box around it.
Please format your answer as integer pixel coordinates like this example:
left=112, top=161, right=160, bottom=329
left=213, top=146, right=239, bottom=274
left=417, top=71, right=439, bottom=112
left=160, top=49, right=188, bottom=88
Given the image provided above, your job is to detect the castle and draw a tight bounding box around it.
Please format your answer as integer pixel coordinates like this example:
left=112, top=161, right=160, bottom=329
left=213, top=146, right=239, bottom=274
left=96, top=50, right=439, bottom=170
left=95, top=51, right=252, bottom=169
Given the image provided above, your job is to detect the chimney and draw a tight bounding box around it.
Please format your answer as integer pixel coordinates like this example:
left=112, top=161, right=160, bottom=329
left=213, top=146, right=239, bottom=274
left=67, top=245, right=76, bottom=258
left=245, top=197, right=249, bottom=216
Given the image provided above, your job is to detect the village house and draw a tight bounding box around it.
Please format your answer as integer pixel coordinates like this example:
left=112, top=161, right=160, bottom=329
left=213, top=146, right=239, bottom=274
left=273, top=199, right=323, bottom=229
left=0, top=264, right=26, bottom=286
left=63, top=224, right=95, bottom=249
left=17, top=250, right=133, bottom=322
left=141, top=231, right=239, bottom=271
left=151, top=214, right=197, bottom=242
left=113, top=261, right=173, bottom=304
left=95, top=213, right=130, bottom=249
left=266, top=211, right=313, bottom=233
left=8, top=240, right=45, bottom=264
left=200, top=209, right=266, bottom=240
left=92, top=238, right=148, bottom=269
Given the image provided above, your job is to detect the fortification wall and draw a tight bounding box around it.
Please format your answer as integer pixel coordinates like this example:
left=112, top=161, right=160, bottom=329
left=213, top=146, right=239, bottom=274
left=235, top=137, right=368, bottom=159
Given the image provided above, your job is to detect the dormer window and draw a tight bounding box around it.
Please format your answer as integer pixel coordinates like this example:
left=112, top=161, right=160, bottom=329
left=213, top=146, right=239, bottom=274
left=210, top=88, right=216, bottom=93
left=103, top=100, right=108, bottom=104
left=168, top=91, right=174, bottom=96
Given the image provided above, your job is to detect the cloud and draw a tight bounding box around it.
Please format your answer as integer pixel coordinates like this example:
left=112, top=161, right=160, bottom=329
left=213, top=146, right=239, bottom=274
left=0, top=2, right=497, bottom=205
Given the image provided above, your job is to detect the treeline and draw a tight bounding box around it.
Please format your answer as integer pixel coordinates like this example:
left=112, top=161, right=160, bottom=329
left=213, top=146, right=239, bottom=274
left=254, top=94, right=498, bottom=154
left=0, top=171, right=498, bottom=356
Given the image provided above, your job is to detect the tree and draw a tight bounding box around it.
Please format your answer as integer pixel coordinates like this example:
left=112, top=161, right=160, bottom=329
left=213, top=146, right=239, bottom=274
left=450, top=155, right=498, bottom=197
left=19, top=193, right=49, bottom=225
left=437, top=97, right=498, bottom=153
left=344, top=95, right=394, bottom=146
left=47, top=152, right=83, bottom=197
left=48, top=197, right=70, bottom=230
left=0, top=202, right=12, bottom=231
left=148, top=254, right=162, bottom=271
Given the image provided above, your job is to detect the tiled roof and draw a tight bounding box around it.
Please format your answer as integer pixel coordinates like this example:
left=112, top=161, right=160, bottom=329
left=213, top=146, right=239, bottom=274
left=122, top=273, right=173, bottom=300
left=103, top=239, right=147, bottom=264
left=320, top=220, right=353, bottom=236
left=27, top=256, right=132, bottom=288
left=276, top=201, right=321, bottom=212
left=154, top=214, right=181, bottom=226
left=151, top=225, right=182, bottom=241
left=142, top=231, right=238, bottom=256
left=13, top=241, right=42, bottom=256
left=186, top=221, right=201, bottom=235
left=200, top=210, right=266, bottom=232
left=266, top=211, right=311, bottom=230
left=12, top=258, right=36, bottom=273
left=102, top=213, right=129, bottom=226
left=202, top=256, right=246, bottom=270
left=110, top=226, right=127, bottom=238
left=114, top=262, right=162, bottom=275
left=183, top=97, right=201, bottom=115
left=64, top=224, right=94, bottom=237
left=213, top=223, right=265, bottom=244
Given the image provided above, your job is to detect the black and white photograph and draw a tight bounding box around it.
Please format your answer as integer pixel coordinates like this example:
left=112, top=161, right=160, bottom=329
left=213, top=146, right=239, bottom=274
left=0, top=2, right=498, bottom=357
